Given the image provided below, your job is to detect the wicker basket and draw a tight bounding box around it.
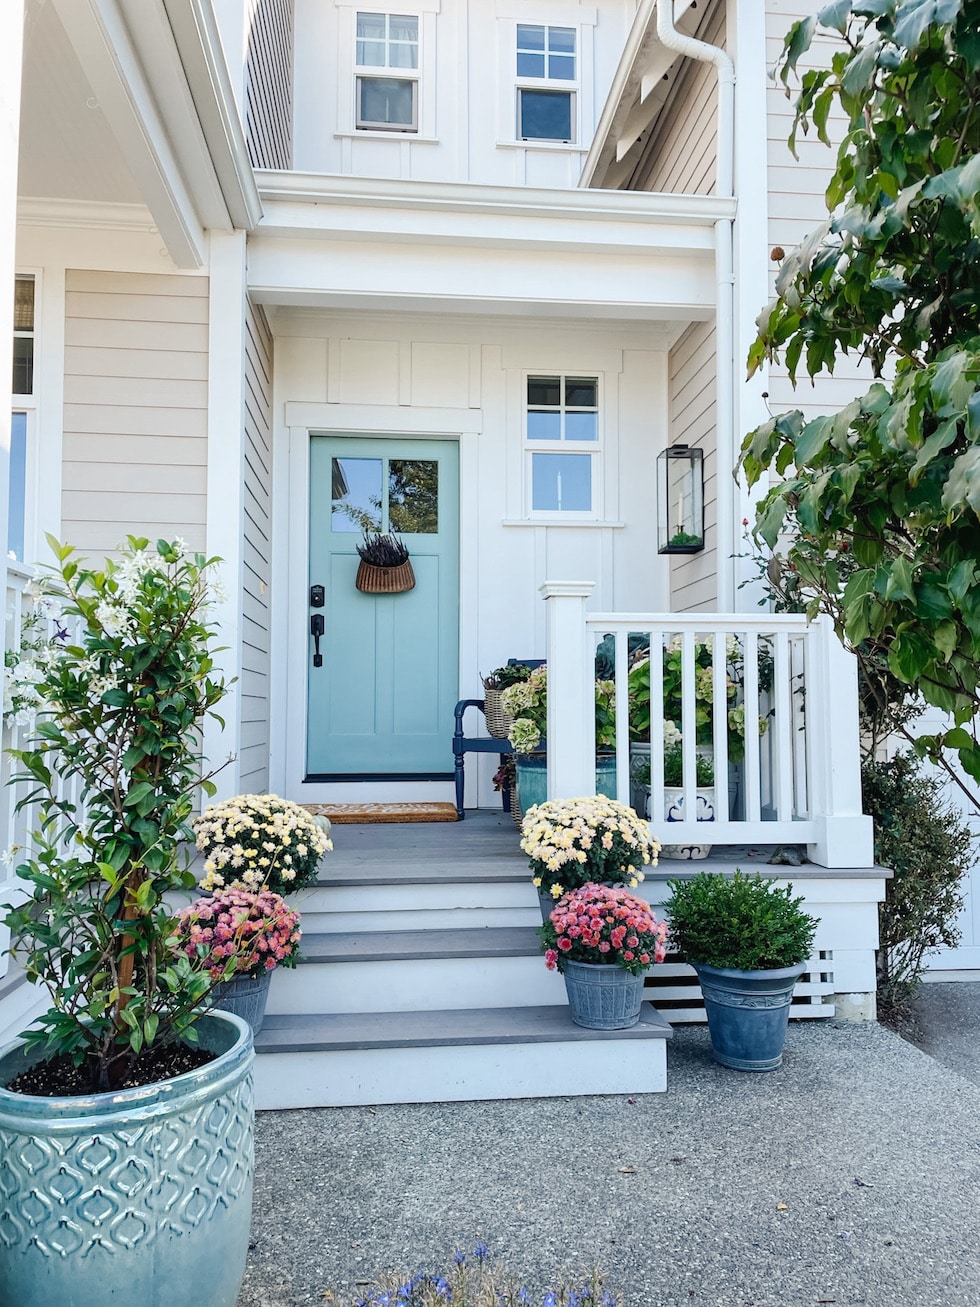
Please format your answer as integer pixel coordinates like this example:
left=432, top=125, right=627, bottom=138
left=483, top=686, right=514, bottom=740
left=355, top=558, right=416, bottom=594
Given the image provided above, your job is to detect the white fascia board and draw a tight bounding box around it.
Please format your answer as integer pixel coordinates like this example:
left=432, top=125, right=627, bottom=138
left=52, top=0, right=207, bottom=268
left=160, top=0, right=262, bottom=230
left=254, top=173, right=732, bottom=258
left=579, top=0, right=698, bottom=189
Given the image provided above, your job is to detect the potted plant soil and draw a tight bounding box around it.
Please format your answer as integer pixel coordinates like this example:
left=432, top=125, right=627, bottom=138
left=521, top=794, right=660, bottom=921
left=355, top=530, right=415, bottom=593
left=540, top=883, right=669, bottom=1029
left=0, top=537, right=254, bottom=1307
left=663, top=870, right=819, bottom=1071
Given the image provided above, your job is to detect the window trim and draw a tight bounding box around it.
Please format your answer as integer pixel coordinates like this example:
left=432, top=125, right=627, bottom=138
left=513, top=22, right=579, bottom=145
left=523, top=372, right=601, bottom=521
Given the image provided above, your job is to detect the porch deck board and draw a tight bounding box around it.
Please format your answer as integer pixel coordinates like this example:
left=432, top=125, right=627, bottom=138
left=255, top=1002, right=672, bottom=1053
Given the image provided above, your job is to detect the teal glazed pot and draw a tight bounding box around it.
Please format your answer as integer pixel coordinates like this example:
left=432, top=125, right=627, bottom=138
left=516, top=754, right=618, bottom=816
left=0, top=1011, right=254, bottom=1307
left=694, top=961, right=806, bottom=1071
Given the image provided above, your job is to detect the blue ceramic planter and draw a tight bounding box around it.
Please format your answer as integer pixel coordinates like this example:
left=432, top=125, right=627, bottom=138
left=516, top=754, right=617, bottom=816
left=0, top=1011, right=254, bottom=1307
left=694, top=961, right=806, bottom=1071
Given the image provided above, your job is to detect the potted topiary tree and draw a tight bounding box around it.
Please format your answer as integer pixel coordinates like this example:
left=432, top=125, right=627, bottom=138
left=663, top=870, right=819, bottom=1072
left=0, top=537, right=254, bottom=1307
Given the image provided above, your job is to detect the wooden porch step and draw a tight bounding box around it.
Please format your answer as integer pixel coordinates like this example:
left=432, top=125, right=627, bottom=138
left=295, top=925, right=542, bottom=964
left=252, top=1002, right=672, bottom=1108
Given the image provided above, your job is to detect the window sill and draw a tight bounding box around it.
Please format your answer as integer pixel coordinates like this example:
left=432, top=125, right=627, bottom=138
left=497, top=140, right=585, bottom=152
left=335, top=131, right=439, bottom=143
left=502, top=519, right=625, bottom=529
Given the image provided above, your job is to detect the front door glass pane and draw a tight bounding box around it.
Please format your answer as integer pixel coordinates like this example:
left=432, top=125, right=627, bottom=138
left=332, top=457, right=383, bottom=532
left=389, top=459, right=438, bottom=532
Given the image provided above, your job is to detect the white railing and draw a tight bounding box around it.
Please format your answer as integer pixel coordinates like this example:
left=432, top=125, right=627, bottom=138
left=541, top=583, right=874, bottom=869
left=0, top=564, right=35, bottom=977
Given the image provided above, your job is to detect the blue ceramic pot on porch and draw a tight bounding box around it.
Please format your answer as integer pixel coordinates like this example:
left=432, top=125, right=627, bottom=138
left=516, top=754, right=618, bottom=817
left=694, top=961, right=806, bottom=1071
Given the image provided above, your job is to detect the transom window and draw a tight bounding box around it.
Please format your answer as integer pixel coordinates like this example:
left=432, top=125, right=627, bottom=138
left=526, top=375, right=599, bottom=514
left=356, top=12, right=419, bottom=132
left=516, top=24, right=576, bottom=143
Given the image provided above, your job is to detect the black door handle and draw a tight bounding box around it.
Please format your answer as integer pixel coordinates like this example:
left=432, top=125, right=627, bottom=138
left=310, top=613, right=324, bottom=667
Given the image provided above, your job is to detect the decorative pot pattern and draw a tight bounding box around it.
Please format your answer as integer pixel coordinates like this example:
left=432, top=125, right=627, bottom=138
left=561, top=959, right=646, bottom=1030
left=694, top=961, right=806, bottom=1072
left=0, top=1012, right=254, bottom=1307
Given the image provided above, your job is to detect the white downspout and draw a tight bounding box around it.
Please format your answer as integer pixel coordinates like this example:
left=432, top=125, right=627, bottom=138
left=655, top=0, right=737, bottom=610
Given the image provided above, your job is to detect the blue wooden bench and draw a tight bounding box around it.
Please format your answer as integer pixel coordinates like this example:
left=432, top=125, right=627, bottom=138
left=452, top=659, right=543, bottom=819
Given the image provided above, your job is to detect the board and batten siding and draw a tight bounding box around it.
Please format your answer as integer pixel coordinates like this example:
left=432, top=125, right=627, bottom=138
left=246, top=0, right=293, bottom=170
left=62, top=270, right=208, bottom=555
left=630, top=0, right=725, bottom=195
left=240, top=298, right=274, bottom=793
left=668, top=320, right=717, bottom=612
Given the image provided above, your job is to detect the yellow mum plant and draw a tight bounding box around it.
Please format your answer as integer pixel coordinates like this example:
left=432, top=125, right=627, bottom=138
left=194, top=793, right=332, bottom=894
left=520, top=795, right=660, bottom=902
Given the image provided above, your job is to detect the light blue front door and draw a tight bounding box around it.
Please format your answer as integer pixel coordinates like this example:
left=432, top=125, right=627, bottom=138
left=307, top=436, right=459, bottom=778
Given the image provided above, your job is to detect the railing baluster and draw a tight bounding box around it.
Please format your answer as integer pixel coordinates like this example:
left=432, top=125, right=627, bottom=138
left=649, top=628, right=665, bottom=831
left=680, top=629, right=697, bottom=830
left=773, top=631, right=794, bottom=822
left=711, top=628, right=729, bottom=821
left=613, top=629, right=629, bottom=805
left=742, top=629, right=761, bottom=822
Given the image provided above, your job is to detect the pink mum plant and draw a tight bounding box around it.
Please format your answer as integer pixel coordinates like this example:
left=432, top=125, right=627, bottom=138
left=173, top=888, right=301, bottom=981
left=541, top=883, right=669, bottom=976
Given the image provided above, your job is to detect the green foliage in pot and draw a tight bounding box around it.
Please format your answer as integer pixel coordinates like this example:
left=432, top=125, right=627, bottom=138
left=862, top=753, right=973, bottom=1008
left=482, top=663, right=534, bottom=692
left=664, top=870, right=819, bottom=972
left=4, top=537, right=235, bottom=1093
left=633, top=746, right=714, bottom=789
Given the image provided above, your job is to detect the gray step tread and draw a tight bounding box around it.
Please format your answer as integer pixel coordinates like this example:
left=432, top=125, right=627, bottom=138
left=316, top=859, right=528, bottom=888
left=298, top=925, right=542, bottom=963
left=254, top=1003, right=673, bottom=1053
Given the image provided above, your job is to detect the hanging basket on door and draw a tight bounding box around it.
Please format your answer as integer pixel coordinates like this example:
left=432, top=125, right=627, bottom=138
left=355, top=532, right=416, bottom=594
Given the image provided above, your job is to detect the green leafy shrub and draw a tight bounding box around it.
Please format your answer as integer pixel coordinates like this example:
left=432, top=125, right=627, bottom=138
left=664, top=870, right=818, bottom=971
left=862, top=753, right=973, bottom=1007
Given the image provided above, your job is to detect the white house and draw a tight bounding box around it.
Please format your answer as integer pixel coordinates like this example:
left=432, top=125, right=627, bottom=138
left=0, top=0, right=966, bottom=1103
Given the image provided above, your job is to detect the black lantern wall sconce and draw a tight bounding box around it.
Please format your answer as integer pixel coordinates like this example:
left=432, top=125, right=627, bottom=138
left=657, top=444, right=705, bottom=554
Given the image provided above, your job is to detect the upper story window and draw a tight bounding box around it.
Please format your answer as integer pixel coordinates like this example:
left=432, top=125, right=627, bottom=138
left=516, top=24, right=576, bottom=143
left=355, top=12, right=419, bottom=133
left=13, top=275, right=34, bottom=396
left=526, top=375, right=598, bottom=514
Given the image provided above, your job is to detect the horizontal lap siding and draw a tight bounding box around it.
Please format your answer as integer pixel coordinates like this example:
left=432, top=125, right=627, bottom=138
left=669, top=320, right=717, bottom=611
left=241, top=299, right=274, bottom=793
left=766, top=2, right=875, bottom=422
left=632, top=0, right=724, bottom=195
left=62, top=270, right=209, bottom=556
left=246, top=0, right=293, bottom=170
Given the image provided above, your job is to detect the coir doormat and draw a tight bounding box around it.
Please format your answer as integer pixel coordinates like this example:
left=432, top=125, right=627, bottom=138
left=301, top=802, right=459, bottom=824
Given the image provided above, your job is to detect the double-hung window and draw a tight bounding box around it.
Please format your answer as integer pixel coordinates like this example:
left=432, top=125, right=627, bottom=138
left=9, top=275, right=34, bottom=561
left=355, top=12, right=419, bottom=132
left=526, top=375, right=598, bottom=515
left=516, top=24, right=576, bottom=143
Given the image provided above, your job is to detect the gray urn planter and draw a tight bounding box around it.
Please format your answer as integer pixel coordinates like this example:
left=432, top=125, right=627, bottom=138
left=562, top=959, right=646, bottom=1030
left=0, top=1011, right=254, bottom=1307
left=213, top=967, right=273, bottom=1035
left=694, top=961, right=806, bottom=1072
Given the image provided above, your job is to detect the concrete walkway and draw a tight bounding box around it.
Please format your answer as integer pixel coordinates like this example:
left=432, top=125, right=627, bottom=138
left=239, top=1004, right=980, bottom=1307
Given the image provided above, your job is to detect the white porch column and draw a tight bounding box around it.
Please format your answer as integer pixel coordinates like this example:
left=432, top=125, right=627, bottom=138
left=541, top=581, right=594, bottom=800
left=0, top=4, right=25, bottom=604
left=807, top=616, right=875, bottom=867
left=204, top=229, right=248, bottom=798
